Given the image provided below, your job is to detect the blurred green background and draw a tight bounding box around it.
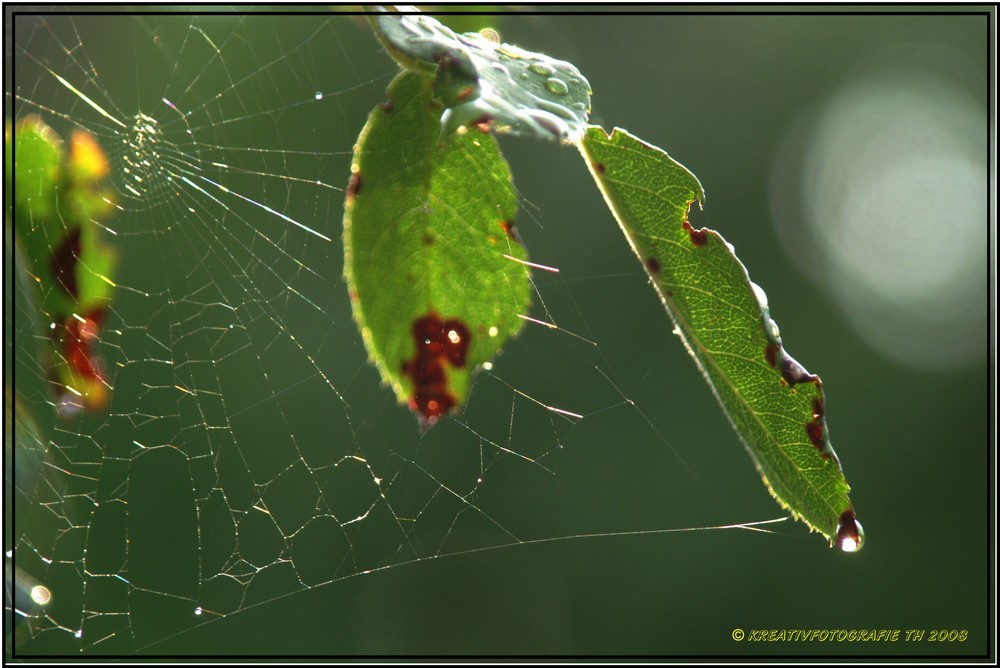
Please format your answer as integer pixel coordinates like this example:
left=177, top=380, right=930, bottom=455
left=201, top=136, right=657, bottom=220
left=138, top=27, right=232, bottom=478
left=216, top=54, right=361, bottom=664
left=8, top=7, right=990, bottom=657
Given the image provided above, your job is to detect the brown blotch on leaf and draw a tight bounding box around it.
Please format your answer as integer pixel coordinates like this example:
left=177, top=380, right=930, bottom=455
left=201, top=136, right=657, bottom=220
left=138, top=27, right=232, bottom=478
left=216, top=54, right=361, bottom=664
left=764, top=342, right=778, bottom=367
left=593, top=162, right=606, bottom=174
left=402, top=312, right=472, bottom=428
left=645, top=257, right=661, bottom=274
left=499, top=220, right=522, bottom=245
left=779, top=353, right=817, bottom=387
left=346, top=172, right=362, bottom=200
left=811, top=397, right=825, bottom=421
left=682, top=220, right=708, bottom=247
left=423, top=234, right=435, bottom=246
left=51, top=226, right=82, bottom=299
left=805, top=420, right=824, bottom=451
left=379, top=96, right=395, bottom=113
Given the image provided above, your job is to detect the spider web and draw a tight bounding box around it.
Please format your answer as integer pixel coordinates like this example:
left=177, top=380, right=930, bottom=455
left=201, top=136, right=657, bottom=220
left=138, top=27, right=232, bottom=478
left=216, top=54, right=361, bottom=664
left=6, top=11, right=782, bottom=655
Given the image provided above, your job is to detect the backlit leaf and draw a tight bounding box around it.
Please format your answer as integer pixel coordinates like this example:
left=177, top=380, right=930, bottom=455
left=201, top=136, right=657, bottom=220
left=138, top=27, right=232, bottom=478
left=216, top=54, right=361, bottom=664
left=343, top=71, right=531, bottom=429
left=6, top=116, right=117, bottom=414
left=580, top=126, right=863, bottom=551
left=372, top=8, right=591, bottom=142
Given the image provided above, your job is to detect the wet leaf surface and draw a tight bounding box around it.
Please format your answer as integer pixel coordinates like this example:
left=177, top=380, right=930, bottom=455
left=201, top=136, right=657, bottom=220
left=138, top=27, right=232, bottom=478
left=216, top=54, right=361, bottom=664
left=373, top=9, right=591, bottom=142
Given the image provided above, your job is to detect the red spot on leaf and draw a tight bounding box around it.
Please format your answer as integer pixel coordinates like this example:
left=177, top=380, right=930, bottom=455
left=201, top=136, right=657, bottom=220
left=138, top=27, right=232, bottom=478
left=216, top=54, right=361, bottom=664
left=346, top=172, right=361, bottom=199
left=456, top=86, right=475, bottom=102
left=472, top=113, right=494, bottom=134
left=402, top=312, right=472, bottom=427
left=682, top=221, right=708, bottom=247
left=645, top=257, right=661, bottom=274
left=51, top=226, right=82, bottom=299
left=379, top=97, right=395, bottom=113
left=51, top=309, right=109, bottom=412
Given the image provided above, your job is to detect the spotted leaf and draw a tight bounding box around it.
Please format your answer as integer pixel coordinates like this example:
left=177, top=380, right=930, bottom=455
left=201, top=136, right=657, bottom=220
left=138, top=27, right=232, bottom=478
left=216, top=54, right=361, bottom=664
left=343, top=71, right=531, bottom=429
left=6, top=116, right=117, bottom=413
left=580, top=126, right=862, bottom=550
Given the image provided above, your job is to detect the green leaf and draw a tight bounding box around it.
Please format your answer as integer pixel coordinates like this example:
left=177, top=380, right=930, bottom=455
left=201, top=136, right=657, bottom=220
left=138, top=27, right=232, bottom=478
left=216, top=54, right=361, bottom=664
left=343, top=71, right=531, bottom=428
left=579, top=126, right=862, bottom=551
left=7, top=116, right=117, bottom=413
left=372, top=8, right=591, bottom=142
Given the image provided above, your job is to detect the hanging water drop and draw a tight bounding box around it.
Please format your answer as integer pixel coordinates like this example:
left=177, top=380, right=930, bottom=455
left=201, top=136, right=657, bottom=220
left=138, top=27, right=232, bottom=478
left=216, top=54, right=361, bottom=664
left=314, top=91, right=323, bottom=100
left=836, top=510, right=864, bottom=553
left=544, top=78, right=569, bottom=96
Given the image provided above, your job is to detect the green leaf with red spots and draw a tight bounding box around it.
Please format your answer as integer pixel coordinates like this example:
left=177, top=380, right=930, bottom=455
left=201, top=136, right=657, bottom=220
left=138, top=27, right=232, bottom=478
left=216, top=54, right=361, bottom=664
left=371, top=8, right=591, bottom=143
left=6, top=116, right=117, bottom=414
left=343, top=71, right=531, bottom=429
left=579, top=126, right=862, bottom=551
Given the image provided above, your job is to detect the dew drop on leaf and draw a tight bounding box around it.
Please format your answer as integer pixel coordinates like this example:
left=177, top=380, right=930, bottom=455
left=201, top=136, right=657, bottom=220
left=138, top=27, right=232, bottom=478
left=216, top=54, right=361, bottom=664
left=529, top=62, right=555, bottom=76
left=545, top=78, right=569, bottom=96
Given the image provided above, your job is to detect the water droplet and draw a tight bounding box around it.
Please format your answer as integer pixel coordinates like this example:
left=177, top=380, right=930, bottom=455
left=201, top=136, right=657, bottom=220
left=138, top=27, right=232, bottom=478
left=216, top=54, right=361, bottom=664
left=751, top=281, right=769, bottom=309
left=74, top=629, right=83, bottom=638
left=194, top=606, right=203, bottom=615
left=479, top=28, right=500, bottom=44
left=544, top=78, right=569, bottom=96
left=482, top=361, right=493, bottom=371
left=836, top=510, right=864, bottom=553
left=768, top=318, right=781, bottom=340
left=30, top=585, right=52, bottom=606
left=529, top=62, right=554, bottom=77
left=314, top=92, right=323, bottom=100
